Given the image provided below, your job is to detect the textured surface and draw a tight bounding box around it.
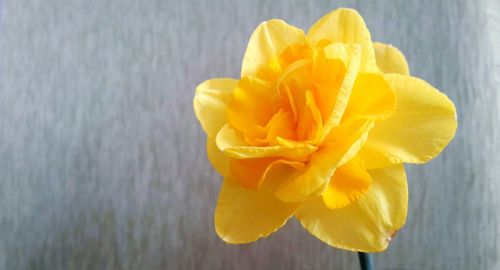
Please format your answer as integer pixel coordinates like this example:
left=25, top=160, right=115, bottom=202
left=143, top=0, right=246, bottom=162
left=1, top=0, right=499, bottom=269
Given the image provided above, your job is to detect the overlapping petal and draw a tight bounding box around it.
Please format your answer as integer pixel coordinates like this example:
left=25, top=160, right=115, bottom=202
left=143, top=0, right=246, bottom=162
left=275, top=120, right=373, bottom=202
left=318, top=43, right=362, bottom=140
left=322, top=156, right=371, bottom=209
left=276, top=59, right=322, bottom=142
left=215, top=167, right=300, bottom=243
left=227, top=76, right=278, bottom=138
left=193, top=78, right=238, bottom=138
left=216, top=124, right=317, bottom=160
left=374, top=42, right=409, bottom=75
left=307, top=8, right=377, bottom=72
left=311, top=47, right=346, bottom=122
left=241, top=19, right=308, bottom=78
left=359, top=74, right=457, bottom=169
left=206, top=139, right=230, bottom=176
left=295, top=164, right=408, bottom=252
left=230, top=158, right=304, bottom=189
left=341, top=73, right=396, bottom=122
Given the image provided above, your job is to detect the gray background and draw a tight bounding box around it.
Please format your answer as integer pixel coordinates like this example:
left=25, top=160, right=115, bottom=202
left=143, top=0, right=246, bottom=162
left=1, top=0, right=499, bottom=269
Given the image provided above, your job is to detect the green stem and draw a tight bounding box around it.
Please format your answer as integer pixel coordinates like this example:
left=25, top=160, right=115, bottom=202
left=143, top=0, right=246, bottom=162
left=358, top=252, right=374, bottom=270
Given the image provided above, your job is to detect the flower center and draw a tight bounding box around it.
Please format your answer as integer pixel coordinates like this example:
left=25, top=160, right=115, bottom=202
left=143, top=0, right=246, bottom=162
left=227, top=42, right=347, bottom=148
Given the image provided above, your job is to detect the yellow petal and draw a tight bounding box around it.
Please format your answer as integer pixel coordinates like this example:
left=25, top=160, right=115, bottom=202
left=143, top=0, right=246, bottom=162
left=307, top=8, right=377, bottom=72
left=216, top=124, right=317, bottom=160
left=322, top=156, right=371, bottom=209
left=261, top=110, right=296, bottom=144
left=276, top=59, right=322, bottom=142
left=341, top=73, right=396, bottom=122
left=311, top=47, right=347, bottom=122
left=327, top=120, right=375, bottom=167
left=357, top=144, right=394, bottom=170
left=227, top=76, right=279, bottom=137
left=275, top=120, right=373, bottom=202
left=304, top=90, right=324, bottom=142
left=319, top=43, right=361, bottom=140
left=374, top=42, right=409, bottom=75
left=230, top=158, right=304, bottom=189
left=215, top=167, right=299, bottom=244
left=360, top=74, right=457, bottom=169
left=206, top=139, right=230, bottom=176
left=193, top=78, right=238, bottom=138
left=295, top=164, right=408, bottom=252
left=241, top=19, right=307, bottom=78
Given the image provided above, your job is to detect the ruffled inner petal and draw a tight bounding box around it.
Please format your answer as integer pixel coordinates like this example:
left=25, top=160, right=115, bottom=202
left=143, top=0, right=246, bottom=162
left=230, top=157, right=305, bottom=189
left=216, top=124, right=317, bottom=161
left=322, top=155, right=371, bottom=209
left=307, top=8, right=378, bottom=72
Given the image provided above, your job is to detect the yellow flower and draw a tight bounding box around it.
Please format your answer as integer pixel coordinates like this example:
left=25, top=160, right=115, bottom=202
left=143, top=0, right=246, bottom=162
left=193, top=8, right=457, bottom=252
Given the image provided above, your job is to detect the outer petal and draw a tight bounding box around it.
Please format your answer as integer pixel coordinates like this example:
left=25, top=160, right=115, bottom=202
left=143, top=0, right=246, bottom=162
left=216, top=124, right=317, bottom=160
left=241, top=19, right=307, bottom=78
left=193, top=78, right=238, bottom=138
left=215, top=167, right=299, bottom=243
left=360, top=74, right=457, bottom=169
left=307, top=8, right=377, bottom=72
left=206, top=139, right=230, bottom=176
left=275, top=120, right=373, bottom=202
left=374, top=42, right=409, bottom=75
left=295, top=164, right=408, bottom=252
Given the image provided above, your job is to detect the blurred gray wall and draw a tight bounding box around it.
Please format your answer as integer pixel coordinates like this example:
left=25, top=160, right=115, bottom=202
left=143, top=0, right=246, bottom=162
left=1, top=0, right=499, bottom=269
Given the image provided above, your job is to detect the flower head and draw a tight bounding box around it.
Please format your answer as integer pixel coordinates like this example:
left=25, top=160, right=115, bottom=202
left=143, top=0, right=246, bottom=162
left=193, top=8, right=457, bottom=252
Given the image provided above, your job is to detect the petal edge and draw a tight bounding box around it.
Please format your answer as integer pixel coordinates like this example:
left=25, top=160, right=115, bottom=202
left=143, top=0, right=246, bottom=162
left=295, top=164, right=408, bottom=252
left=194, top=78, right=238, bottom=138
left=360, top=74, right=457, bottom=168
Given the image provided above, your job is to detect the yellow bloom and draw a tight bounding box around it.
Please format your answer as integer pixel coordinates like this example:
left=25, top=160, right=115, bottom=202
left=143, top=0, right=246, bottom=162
left=193, top=8, right=457, bottom=252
